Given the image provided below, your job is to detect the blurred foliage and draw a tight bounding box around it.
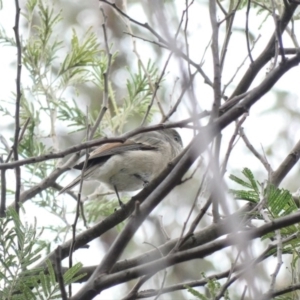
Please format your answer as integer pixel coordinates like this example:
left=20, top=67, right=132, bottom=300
left=0, top=208, right=84, bottom=299
left=185, top=273, right=230, bottom=300
left=230, top=168, right=300, bottom=248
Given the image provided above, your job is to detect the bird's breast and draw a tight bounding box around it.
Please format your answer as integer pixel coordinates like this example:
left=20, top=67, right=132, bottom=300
left=93, top=150, right=168, bottom=191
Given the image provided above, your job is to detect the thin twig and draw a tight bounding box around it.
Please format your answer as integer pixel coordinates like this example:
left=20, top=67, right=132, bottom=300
left=285, top=24, right=300, bottom=48
left=68, top=115, right=90, bottom=297
left=123, top=31, right=168, bottom=49
left=13, top=0, right=22, bottom=214
left=153, top=268, right=167, bottom=300
left=209, top=0, right=222, bottom=223
left=217, top=251, right=242, bottom=299
left=88, top=8, right=111, bottom=139
left=122, top=2, right=165, bottom=119
left=163, top=71, right=197, bottom=122
left=5, top=117, right=30, bottom=163
left=245, top=0, right=254, bottom=64
left=269, top=229, right=283, bottom=293
left=99, top=0, right=213, bottom=87
left=221, top=114, right=248, bottom=175
left=122, top=241, right=166, bottom=300
left=239, top=127, right=273, bottom=173
left=220, top=91, right=250, bottom=113
left=140, top=50, right=172, bottom=126
left=271, top=138, right=300, bottom=187
left=55, top=246, right=67, bottom=300
left=220, top=0, right=242, bottom=70
left=141, top=0, right=194, bottom=125
left=2, top=116, right=30, bottom=215
left=222, top=35, right=261, bottom=98
left=158, top=215, right=170, bottom=241
left=183, top=0, right=195, bottom=77
left=178, top=195, right=212, bottom=249
left=209, top=0, right=222, bottom=119
left=270, top=0, right=286, bottom=64
left=216, top=0, right=227, bottom=15
left=251, top=1, right=271, bottom=12
left=80, top=201, right=89, bottom=229
left=240, top=286, right=248, bottom=300
left=174, top=172, right=208, bottom=251
left=0, top=157, right=6, bottom=217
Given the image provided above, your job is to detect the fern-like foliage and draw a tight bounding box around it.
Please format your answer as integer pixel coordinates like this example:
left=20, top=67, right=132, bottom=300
left=229, top=168, right=260, bottom=203
left=229, top=168, right=300, bottom=247
left=185, top=274, right=230, bottom=300
left=110, top=59, right=159, bottom=133
left=0, top=208, right=84, bottom=299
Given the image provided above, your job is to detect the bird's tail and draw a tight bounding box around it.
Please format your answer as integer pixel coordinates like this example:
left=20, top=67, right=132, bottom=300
left=58, top=175, right=81, bottom=195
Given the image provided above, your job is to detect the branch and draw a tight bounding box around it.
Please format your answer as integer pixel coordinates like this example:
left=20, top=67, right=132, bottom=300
left=13, top=0, right=22, bottom=213
left=259, top=283, right=300, bottom=300
left=239, top=127, right=273, bottom=173
left=0, top=160, right=6, bottom=217
left=209, top=0, right=222, bottom=119
left=271, top=138, right=300, bottom=187
left=245, top=0, right=254, bottom=64
left=218, top=53, right=300, bottom=131
left=99, top=0, right=213, bottom=86
left=231, top=2, right=298, bottom=97
left=72, top=211, right=300, bottom=296
left=220, top=0, right=242, bottom=70
left=55, top=246, right=67, bottom=300
left=18, top=203, right=253, bottom=298
left=88, top=8, right=111, bottom=139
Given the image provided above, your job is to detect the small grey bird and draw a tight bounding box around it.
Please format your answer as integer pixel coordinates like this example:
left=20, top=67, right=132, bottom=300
left=59, top=129, right=183, bottom=206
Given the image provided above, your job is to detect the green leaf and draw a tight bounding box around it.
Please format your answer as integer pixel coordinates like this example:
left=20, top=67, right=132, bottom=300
left=185, top=285, right=207, bottom=300
left=229, top=174, right=253, bottom=189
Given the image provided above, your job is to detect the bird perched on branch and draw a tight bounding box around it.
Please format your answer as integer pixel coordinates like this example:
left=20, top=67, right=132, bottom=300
left=59, top=128, right=183, bottom=206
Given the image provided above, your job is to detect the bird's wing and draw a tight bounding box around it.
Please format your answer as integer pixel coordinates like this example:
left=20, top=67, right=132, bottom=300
left=90, top=141, right=157, bottom=158
left=73, top=141, right=157, bottom=170
left=58, top=140, right=157, bottom=194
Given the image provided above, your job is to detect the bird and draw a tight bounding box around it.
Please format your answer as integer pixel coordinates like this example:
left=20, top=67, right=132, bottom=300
left=59, top=128, right=183, bottom=206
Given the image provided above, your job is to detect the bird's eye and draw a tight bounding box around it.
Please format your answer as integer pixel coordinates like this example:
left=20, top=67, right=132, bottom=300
left=174, top=133, right=182, bottom=145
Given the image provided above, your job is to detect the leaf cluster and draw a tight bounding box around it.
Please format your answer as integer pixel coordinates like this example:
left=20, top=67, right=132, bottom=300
left=0, top=208, right=84, bottom=299
left=185, top=274, right=229, bottom=300
left=229, top=168, right=300, bottom=249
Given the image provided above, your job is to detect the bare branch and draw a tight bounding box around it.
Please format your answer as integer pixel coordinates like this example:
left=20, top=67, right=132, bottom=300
left=12, top=0, right=22, bottom=214
left=239, top=127, right=273, bottom=173
left=271, top=138, right=300, bottom=187
left=55, top=246, right=68, bottom=300
left=88, top=8, right=111, bottom=139
left=231, top=2, right=298, bottom=97
left=245, top=0, right=254, bottom=64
